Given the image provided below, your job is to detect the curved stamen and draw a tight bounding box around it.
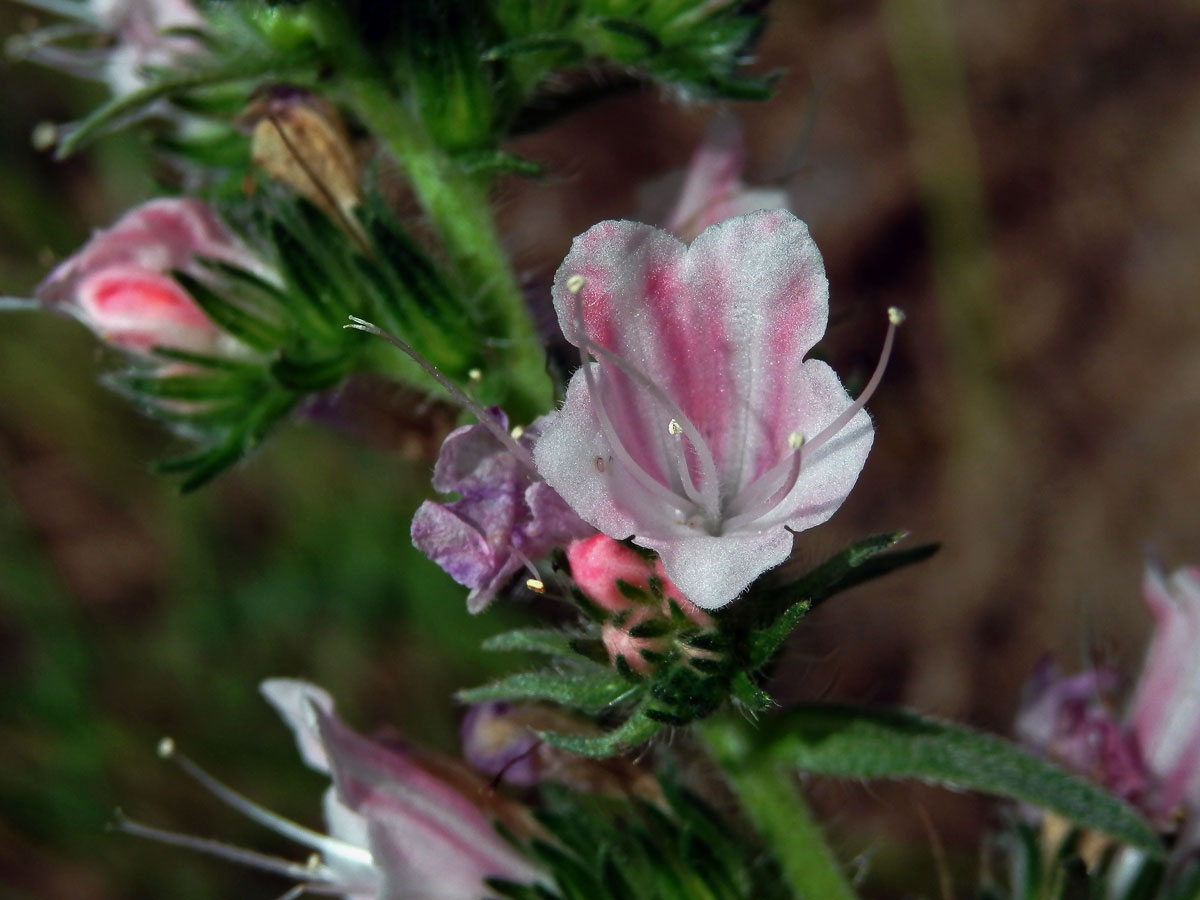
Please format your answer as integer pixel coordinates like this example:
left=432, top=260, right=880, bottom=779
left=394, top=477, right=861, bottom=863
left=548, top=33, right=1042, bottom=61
left=665, top=421, right=710, bottom=515
left=801, top=307, right=902, bottom=460
left=158, top=738, right=374, bottom=869
left=112, top=809, right=338, bottom=883
left=720, top=435, right=805, bottom=532
left=577, top=332, right=721, bottom=522
left=722, top=308, right=903, bottom=529
left=574, top=313, right=703, bottom=517
left=345, top=317, right=536, bottom=475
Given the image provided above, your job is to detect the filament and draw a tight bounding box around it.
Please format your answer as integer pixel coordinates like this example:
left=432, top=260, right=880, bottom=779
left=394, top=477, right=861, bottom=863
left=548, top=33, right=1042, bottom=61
left=158, top=738, right=374, bottom=868
left=111, top=809, right=336, bottom=882
left=723, top=308, right=903, bottom=529
left=344, top=317, right=536, bottom=475
left=571, top=299, right=703, bottom=517
left=579, top=335, right=720, bottom=522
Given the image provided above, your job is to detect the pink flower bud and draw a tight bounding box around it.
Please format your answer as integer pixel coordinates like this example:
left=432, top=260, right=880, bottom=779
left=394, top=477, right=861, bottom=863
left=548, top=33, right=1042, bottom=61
left=36, top=198, right=265, bottom=357
left=74, top=264, right=217, bottom=353
left=567, top=534, right=660, bottom=613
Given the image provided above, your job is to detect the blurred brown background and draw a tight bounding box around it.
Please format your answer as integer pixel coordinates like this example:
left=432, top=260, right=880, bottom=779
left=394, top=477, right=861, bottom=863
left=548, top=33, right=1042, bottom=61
left=3, top=0, right=1200, bottom=897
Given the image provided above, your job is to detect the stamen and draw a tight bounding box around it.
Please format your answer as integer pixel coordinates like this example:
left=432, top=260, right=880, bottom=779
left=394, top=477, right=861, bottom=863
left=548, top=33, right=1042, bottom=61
left=111, top=809, right=335, bottom=883
left=157, top=737, right=374, bottom=868
left=510, top=425, right=525, bottom=440
left=344, top=317, right=536, bottom=475
left=800, top=306, right=902, bottom=460
left=31, top=122, right=58, bottom=151
left=667, top=419, right=682, bottom=435
left=468, top=368, right=482, bottom=382
left=565, top=274, right=586, bottom=294
left=511, top=547, right=544, bottom=592
left=578, top=334, right=722, bottom=521
left=723, top=308, right=903, bottom=529
left=571, top=299, right=706, bottom=516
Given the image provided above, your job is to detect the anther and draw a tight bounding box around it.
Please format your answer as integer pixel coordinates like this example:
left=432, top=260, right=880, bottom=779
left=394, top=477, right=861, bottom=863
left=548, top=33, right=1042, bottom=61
left=526, top=578, right=546, bottom=593
left=468, top=368, right=482, bottom=382
left=157, top=737, right=176, bottom=759
left=667, top=418, right=683, bottom=436
left=306, top=853, right=322, bottom=871
left=31, top=121, right=57, bottom=151
left=887, top=306, right=906, bottom=326
left=788, top=432, right=806, bottom=450
left=510, top=425, right=525, bottom=440
left=565, top=274, right=585, bottom=294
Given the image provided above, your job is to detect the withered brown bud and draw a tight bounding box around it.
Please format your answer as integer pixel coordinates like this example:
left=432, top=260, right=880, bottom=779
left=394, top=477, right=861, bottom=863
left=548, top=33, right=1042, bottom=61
left=243, top=87, right=366, bottom=246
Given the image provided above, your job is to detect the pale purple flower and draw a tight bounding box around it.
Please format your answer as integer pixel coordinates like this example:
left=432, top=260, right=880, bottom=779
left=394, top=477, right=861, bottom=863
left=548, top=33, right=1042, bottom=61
left=1016, top=565, right=1200, bottom=844
left=533, top=210, right=897, bottom=609
left=35, top=197, right=264, bottom=356
left=261, top=678, right=545, bottom=899
left=1016, top=658, right=1149, bottom=809
left=661, top=115, right=789, bottom=242
left=411, top=408, right=593, bottom=612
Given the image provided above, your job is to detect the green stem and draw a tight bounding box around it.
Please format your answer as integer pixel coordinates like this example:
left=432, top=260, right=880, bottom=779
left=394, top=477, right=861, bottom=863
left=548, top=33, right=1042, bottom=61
left=699, top=717, right=859, bottom=900
left=345, top=76, right=552, bottom=422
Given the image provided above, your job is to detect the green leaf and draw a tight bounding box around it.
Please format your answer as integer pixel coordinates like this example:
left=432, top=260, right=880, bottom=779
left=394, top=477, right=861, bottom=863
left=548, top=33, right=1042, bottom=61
left=56, top=53, right=313, bottom=158
left=455, top=669, right=637, bottom=714
left=537, top=708, right=662, bottom=758
left=742, top=705, right=1163, bottom=854
left=481, top=628, right=587, bottom=657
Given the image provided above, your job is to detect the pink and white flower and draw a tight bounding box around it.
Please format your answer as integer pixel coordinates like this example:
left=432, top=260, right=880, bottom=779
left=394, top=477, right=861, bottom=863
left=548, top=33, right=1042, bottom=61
left=1129, top=566, right=1200, bottom=841
left=260, top=679, right=546, bottom=899
left=35, top=197, right=262, bottom=356
left=1017, top=565, right=1200, bottom=846
left=533, top=210, right=896, bottom=609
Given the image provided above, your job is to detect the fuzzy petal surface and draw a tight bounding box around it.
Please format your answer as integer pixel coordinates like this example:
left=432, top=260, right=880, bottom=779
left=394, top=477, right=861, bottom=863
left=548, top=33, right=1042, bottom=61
left=535, top=210, right=873, bottom=608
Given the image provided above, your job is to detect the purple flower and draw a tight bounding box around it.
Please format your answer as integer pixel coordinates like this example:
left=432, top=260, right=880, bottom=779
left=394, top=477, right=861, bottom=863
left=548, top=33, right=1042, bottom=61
left=1016, top=659, right=1149, bottom=808
left=262, top=679, right=545, bottom=899
left=533, top=210, right=896, bottom=609
left=411, top=409, right=593, bottom=612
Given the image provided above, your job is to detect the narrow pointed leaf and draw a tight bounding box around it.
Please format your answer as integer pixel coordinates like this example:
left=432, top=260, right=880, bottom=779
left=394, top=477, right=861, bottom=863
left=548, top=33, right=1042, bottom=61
left=455, top=669, right=636, bottom=713
left=537, top=708, right=661, bottom=758
left=482, top=628, right=588, bottom=657
left=738, top=705, right=1162, bottom=853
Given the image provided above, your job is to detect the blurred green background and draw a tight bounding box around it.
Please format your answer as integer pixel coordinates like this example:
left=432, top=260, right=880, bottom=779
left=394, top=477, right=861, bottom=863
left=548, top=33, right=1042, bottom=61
left=5, top=1, right=1200, bottom=898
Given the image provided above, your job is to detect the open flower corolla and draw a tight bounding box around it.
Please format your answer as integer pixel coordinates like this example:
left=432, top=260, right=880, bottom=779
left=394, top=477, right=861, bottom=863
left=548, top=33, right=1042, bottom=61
left=534, top=210, right=890, bottom=609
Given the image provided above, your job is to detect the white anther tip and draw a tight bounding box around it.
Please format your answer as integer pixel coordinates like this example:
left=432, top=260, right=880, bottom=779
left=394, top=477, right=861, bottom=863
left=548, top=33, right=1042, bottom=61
left=31, top=122, right=58, bottom=151
left=565, top=274, right=586, bottom=294
left=887, top=306, right=906, bottom=326
left=525, top=578, right=546, bottom=593
left=157, top=737, right=176, bottom=759
left=467, top=368, right=482, bottom=382
left=788, top=432, right=806, bottom=450
left=667, top=418, right=683, bottom=436
left=510, top=425, right=525, bottom=440
left=306, top=853, right=323, bottom=871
